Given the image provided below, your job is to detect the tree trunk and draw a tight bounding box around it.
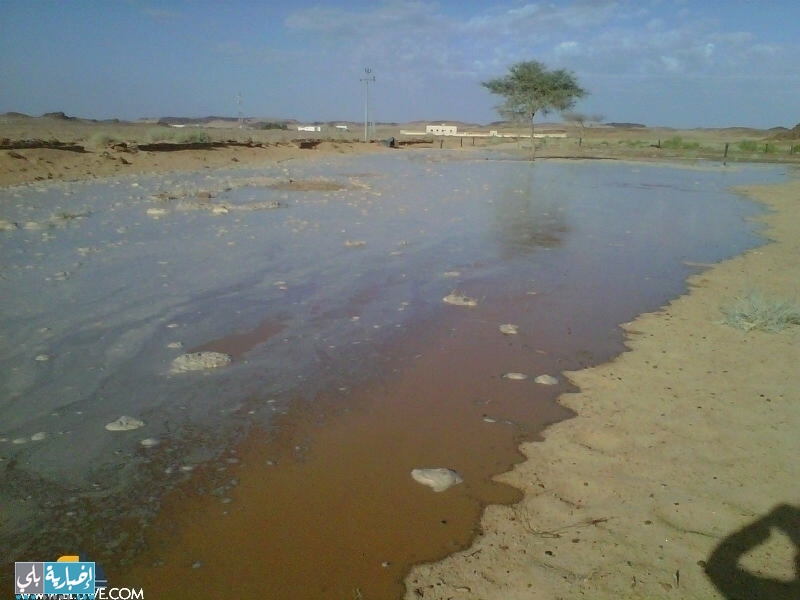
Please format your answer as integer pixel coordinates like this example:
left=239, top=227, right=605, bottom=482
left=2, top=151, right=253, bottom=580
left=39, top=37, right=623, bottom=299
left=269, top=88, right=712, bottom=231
left=529, top=114, right=536, bottom=161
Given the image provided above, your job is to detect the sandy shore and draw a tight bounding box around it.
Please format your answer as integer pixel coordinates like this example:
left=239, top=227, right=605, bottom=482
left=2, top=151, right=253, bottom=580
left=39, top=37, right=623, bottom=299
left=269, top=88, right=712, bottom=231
left=3, top=118, right=798, bottom=597
left=405, top=176, right=800, bottom=598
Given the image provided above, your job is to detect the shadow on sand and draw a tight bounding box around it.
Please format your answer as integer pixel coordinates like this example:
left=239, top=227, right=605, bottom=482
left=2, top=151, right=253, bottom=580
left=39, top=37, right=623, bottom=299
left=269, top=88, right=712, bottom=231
left=705, top=503, right=800, bottom=599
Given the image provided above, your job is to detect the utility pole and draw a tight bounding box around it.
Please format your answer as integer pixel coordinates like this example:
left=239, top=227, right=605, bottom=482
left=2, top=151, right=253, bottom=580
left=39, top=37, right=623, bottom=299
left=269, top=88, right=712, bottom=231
left=361, top=67, right=375, bottom=142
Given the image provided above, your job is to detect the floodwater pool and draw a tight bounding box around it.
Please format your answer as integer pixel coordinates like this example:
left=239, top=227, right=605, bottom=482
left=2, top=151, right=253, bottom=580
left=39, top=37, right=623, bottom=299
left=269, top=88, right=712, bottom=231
left=0, top=150, right=787, bottom=592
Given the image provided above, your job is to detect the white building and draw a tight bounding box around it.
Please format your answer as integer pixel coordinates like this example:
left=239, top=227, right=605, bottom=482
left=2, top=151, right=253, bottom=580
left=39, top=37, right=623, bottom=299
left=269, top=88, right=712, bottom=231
left=297, top=125, right=322, bottom=132
left=425, top=124, right=458, bottom=136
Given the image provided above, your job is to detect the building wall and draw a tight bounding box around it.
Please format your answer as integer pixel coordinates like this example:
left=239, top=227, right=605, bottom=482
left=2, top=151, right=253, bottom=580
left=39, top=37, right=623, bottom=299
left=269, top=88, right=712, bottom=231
left=425, top=124, right=458, bottom=136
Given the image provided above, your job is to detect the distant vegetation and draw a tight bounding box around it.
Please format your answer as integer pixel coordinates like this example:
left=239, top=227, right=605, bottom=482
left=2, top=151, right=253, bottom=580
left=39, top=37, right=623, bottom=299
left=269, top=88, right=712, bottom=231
left=88, top=131, right=121, bottom=148
left=250, top=121, right=288, bottom=130
left=146, top=128, right=211, bottom=144
left=157, top=116, right=233, bottom=125
left=737, top=139, right=759, bottom=152
left=88, top=127, right=211, bottom=147
left=661, top=136, right=700, bottom=150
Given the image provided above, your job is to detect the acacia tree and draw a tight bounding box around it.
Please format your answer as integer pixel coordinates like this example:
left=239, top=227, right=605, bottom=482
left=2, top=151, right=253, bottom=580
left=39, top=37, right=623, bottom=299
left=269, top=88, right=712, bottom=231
left=482, top=60, right=587, bottom=159
left=563, top=111, right=604, bottom=146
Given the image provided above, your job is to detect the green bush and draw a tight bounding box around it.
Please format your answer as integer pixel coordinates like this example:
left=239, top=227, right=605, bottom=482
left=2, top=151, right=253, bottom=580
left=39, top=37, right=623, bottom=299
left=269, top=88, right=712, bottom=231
left=146, top=127, right=176, bottom=143
left=146, top=127, right=211, bottom=144
left=721, top=291, right=800, bottom=332
left=620, top=139, right=646, bottom=147
left=737, top=139, right=758, bottom=152
left=173, top=130, right=211, bottom=144
left=88, top=131, right=121, bottom=148
left=661, top=136, right=700, bottom=150
left=251, top=121, right=288, bottom=130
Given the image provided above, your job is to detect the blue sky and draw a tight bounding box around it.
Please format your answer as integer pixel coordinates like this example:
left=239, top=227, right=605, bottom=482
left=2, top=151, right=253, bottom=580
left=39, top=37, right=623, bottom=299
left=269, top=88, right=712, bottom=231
left=1, top=1, right=797, bottom=128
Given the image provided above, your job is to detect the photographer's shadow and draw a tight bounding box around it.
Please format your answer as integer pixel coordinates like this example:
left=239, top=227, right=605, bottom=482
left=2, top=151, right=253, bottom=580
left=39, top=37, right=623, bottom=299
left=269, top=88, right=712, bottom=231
left=705, top=503, right=800, bottom=600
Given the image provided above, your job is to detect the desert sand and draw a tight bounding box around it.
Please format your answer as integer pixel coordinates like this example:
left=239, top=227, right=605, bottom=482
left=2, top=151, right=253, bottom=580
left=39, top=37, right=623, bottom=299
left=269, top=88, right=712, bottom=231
left=3, top=115, right=799, bottom=598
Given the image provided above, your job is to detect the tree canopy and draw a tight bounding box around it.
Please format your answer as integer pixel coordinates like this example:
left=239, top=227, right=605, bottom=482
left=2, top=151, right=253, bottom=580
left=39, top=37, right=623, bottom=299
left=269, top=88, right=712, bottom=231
left=482, top=60, right=587, bottom=159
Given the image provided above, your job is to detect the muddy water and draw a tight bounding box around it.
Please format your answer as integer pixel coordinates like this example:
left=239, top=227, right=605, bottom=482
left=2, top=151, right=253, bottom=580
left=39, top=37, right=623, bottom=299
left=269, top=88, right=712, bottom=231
left=0, top=153, right=786, bottom=595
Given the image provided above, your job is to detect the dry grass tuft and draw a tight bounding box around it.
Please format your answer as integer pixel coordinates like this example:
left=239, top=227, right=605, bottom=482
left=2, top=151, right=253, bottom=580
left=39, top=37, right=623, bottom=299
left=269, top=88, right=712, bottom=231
left=720, top=290, right=800, bottom=332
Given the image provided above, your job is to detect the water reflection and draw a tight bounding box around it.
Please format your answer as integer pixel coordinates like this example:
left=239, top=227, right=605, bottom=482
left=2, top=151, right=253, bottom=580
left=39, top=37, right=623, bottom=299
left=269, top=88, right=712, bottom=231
left=491, top=166, right=569, bottom=257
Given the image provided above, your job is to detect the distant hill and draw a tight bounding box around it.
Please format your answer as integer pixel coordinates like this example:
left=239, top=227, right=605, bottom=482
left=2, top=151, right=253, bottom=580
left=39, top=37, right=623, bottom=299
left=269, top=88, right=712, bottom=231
left=0, top=111, right=32, bottom=119
left=42, top=111, right=77, bottom=120
left=157, top=116, right=239, bottom=125
left=771, top=123, right=800, bottom=140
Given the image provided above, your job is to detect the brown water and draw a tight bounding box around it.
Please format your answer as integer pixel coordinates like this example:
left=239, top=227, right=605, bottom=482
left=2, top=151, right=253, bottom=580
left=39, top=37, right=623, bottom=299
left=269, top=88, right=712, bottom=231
left=1, top=153, right=786, bottom=596
left=115, top=287, right=577, bottom=598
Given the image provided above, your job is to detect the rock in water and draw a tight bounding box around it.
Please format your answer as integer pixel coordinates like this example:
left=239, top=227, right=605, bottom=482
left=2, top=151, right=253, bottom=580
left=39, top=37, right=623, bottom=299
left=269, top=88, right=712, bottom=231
left=499, top=323, right=519, bottom=335
left=442, top=293, right=477, bottom=307
left=170, top=351, right=232, bottom=373
left=105, top=416, right=145, bottom=431
left=411, top=468, right=463, bottom=492
left=503, top=372, right=528, bottom=380
left=534, top=374, right=559, bottom=385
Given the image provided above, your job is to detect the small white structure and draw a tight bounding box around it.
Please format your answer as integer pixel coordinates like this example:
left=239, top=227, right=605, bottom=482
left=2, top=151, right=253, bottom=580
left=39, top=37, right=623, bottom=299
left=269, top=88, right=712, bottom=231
left=426, top=124, right=458, bottom=136
left=335, top=124, right=349, bottom=131
left=297, top=125, right=322, bottom=132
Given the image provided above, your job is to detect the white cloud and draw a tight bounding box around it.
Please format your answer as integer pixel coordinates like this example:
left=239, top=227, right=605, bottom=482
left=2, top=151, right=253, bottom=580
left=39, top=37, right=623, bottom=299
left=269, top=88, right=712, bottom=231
left=660, top=56, right=681, bottom=73
left=554, top=41, right=582, bottom=58
left=274, top=1, right=799, bottom=124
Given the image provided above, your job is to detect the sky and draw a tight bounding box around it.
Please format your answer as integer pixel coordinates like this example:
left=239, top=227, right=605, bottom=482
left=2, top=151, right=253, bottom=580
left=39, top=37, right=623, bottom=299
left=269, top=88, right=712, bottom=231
left=0, top=0, right=797, bottom=128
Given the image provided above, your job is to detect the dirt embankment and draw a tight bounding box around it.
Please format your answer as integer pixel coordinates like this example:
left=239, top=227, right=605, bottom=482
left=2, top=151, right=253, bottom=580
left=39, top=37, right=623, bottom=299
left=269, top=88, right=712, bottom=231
left=3, top=115, right=799, bottom=187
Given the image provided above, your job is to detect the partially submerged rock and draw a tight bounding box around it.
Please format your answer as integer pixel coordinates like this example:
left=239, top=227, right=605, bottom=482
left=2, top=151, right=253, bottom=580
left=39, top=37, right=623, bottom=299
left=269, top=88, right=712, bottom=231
left=503, top=372, right=528, bottom=380
left=411, top=468, right=463, bottom=492
left=534, top=374, right=559, bottom=385
left=170, top=351, right=232, bottom=373
left=105, top=415, right=145, bottom=431
left=146, top=207, right=169, bottom=218
left=499, top=323, right=519, bottom=335
left=443, top=293, right=477, bottom=307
